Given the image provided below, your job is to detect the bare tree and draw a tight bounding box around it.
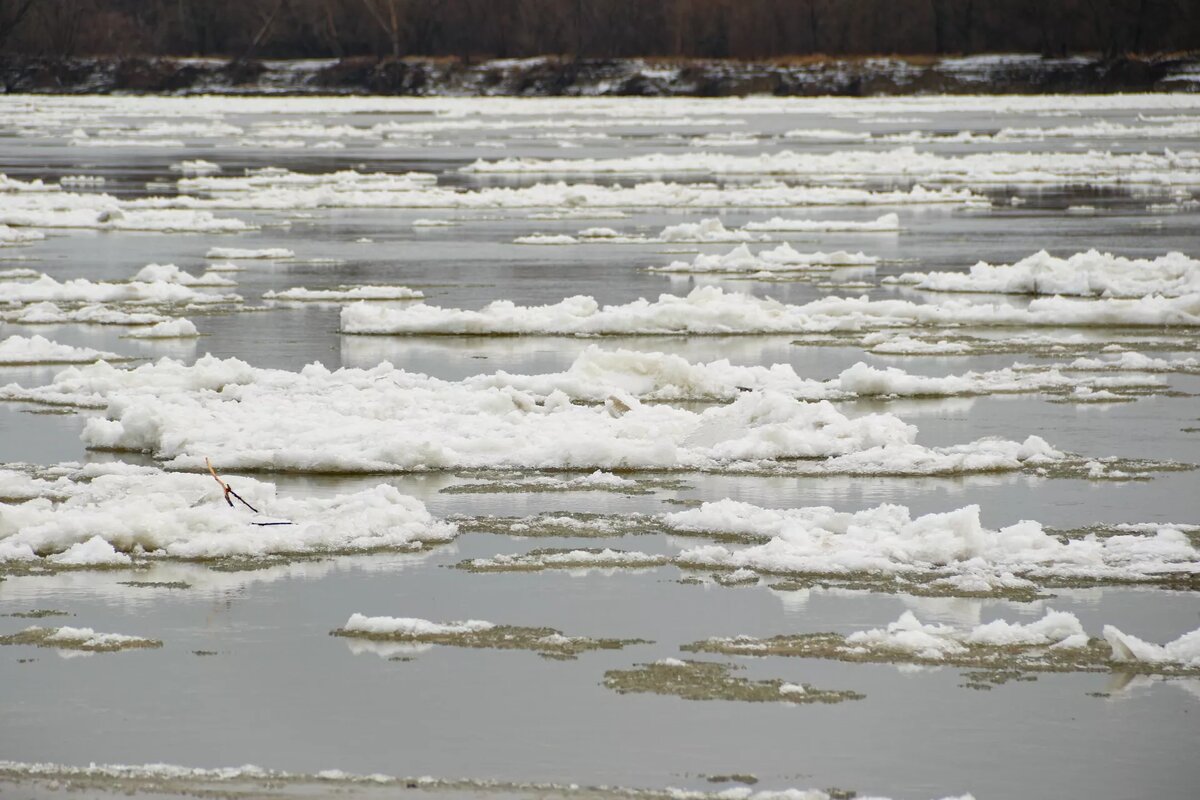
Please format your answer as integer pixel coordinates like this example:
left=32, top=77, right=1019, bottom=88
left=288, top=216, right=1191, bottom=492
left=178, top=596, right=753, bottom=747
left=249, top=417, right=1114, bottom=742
left=0, top=0, right=37, bottom=50
left=361, top=0, right=405, bottom=56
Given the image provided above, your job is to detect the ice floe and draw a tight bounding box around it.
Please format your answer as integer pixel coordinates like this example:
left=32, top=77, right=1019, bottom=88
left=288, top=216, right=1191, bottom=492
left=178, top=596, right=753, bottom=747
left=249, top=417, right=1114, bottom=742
left=0, top=625, right=161, bottom=652
left=262, top=285, right=424, bottom=302
left=460, top=147, right=1200, bottom=186
left=205, top=246, right=294, bottom=260
left=743, top=213, right=901, bottom=232
left=0, top=182, right=255, bottom=232
left=340, top=286, right=1200, bottom=336
left=686, top=610, right=1200, bottom=679
left=0, top=273, right=240, bottom=306
left=0, top=462, right=456, bottom=563
left=121, top=319, right=200, bottom=339
left=885, top=250, right=1200, bottom=298
left=0, top=354, right=1090, bottom=475
left=647, top=244, right=877, bottom=273
left=0, top=302, right=182, bottom=327
left=0, top=335, right=126, bottom=365
left=131, top=263, right=237, bottom=287
left=669, top=501, right=1198, bottom=590
left=141, top=168, right=983, bottom=210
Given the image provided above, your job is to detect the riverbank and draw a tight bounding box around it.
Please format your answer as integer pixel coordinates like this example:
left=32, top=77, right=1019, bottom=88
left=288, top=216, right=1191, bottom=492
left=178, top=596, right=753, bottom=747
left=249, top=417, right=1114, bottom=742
left=3, top=52, right=1197, bottom=96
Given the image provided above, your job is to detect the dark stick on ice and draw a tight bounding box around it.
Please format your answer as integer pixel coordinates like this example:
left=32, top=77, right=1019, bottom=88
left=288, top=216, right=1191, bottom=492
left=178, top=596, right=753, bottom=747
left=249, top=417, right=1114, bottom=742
left=206, top=458, right=260, bottom=514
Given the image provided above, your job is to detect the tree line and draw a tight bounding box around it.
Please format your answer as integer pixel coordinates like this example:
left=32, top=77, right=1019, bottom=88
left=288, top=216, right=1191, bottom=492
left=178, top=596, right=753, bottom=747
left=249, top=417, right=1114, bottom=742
left=2, top=0, right=1196, bottom=61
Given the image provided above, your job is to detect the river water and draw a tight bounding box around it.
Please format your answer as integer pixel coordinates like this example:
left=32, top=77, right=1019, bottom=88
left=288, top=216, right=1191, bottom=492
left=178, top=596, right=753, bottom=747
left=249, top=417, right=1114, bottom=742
left=0, top=94, right=1198, bottom=800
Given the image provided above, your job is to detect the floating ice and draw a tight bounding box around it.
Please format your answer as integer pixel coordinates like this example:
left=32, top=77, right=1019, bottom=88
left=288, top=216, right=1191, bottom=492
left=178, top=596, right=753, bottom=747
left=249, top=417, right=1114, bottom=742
left=263, top=285, right=424, bottom=302
left=136, top=168, right=984, bottom=210
left=844, top=610, right=1086, bottom=659
left=131, top=263, right=237, bottom=287
left=743, top=213, right=901, bottom=232
left=0, top=224, right=45, bottom=246
left=1104, top=625, right=1200, bottom=668
left=0, top=463, right=457, bottom=562
left=0, top=183, right=255, bottom=232
left=340, top=285, right=1200, bottom=336
left=121, top=319, right=200, bottom=339
left=670, top=501, right=1197, bottom=588
left=647, top=244, right=876, bottom=273
left=886, top=250, right=1200, bottom=298
left=0, top=302, right=178, bottom=327
left=0, top=273, right=240, bottom=306
left=0, top=335, right=125, bottom=365
left=205, top=247, right=294, bottom=260
left=339, top=614, right=494, bottom=637
left=170, top=159, right=222, bottom=177
left=460, top=147, right=1200, bottom=186
left=0, top=625, right=160, bottom=651
left=0, top=353, right=1080, bottom=475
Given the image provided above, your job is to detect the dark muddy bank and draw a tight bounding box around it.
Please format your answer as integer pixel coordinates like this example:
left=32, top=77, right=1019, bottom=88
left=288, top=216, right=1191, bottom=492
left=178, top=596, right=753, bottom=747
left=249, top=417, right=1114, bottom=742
left=3, top=53, right=1197, bottom=96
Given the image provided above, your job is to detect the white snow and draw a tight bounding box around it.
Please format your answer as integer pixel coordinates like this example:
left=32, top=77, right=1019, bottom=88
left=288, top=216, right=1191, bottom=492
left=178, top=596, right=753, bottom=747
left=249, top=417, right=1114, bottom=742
left=0, top=184, right=255, bottom=232
left=339, top=614, right=494, bottom=637
left=340, top=286, right=1200, bottom=336
left=22, top=625, right=155, bottom=649
left=886, top=250, right=1200, bottom=298
left=121, top=319, right=200, bottom=339
left=0, top=354, right=1074, bottom=475
left=465, top=346, right=1158, bottom=403
left=0, top=302, right=178, bottom=327
left=0, top=224, right=45, bottom=246
left=263, top=286, right=424, bottom=302
left=131, top=263, right=237, bottom=287
left=743, top=213, right=900, bottom=233
left=170, top=160, right=222, bottom=177
left=205, top=247, right=294, bottom=260
left=670, top=500, right=1197, bottom=586
left=844, top=610, right=1086, bottom=660
left=647, top=244, right=877, bottom=273
left=0, top=273, right=240, bottom=306
left=1104, top=625, right=1200, bottom=668
left=657, top=218, right=767, bottom=243
left=460, top=147, right=1200, bottom=186
left=0, top=335, right=124, bottom=365
left=0, top=462, right=457, bottom=562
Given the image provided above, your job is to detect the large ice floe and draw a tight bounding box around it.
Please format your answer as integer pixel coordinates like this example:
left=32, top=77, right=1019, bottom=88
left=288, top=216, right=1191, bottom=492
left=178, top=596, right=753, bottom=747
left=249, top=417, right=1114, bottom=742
left=0, top=462, right=456, bottom=564
left=646, top=244, right=878, bottom=273
left=460, top=147, right=1200, bottom=186
left=683, top=609, right=1200, bottom=683
left=0, top=335, right=127, bottom=365
left=340, top=285, right=1200, bottom=336
left=143, top=167, right=983, bottom=210
left=0, top=272, right=240, bottom=306
left=668, top=501, right=1198, bottom=593
left=885, top=250, right=1200, bottom=298
left=262, top=285, right=424, bottom=302
left=0, top=354, right=1101, bottom=476
left=460, top=346, right=1167, bottom=403
left=0, top=176, right=254, bottom=233
left=0, top=302, right=189, bottom=328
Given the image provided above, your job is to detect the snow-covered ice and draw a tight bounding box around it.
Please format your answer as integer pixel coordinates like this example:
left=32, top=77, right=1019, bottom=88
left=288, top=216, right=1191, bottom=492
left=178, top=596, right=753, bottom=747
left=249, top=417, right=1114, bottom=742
left=0, top=335, right=125, bottom=365
left=0, top=462, right=457, bottom=562
left=340, top=286, right=1200, bottom=336
left=886, top=250, right=1200, bottom=298
left=670, top=500, right=1197, bottom=588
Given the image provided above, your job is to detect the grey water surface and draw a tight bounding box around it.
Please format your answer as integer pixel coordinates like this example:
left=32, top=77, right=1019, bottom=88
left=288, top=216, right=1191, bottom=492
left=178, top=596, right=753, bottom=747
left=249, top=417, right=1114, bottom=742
left=1, top=99, right=1199, bottom=800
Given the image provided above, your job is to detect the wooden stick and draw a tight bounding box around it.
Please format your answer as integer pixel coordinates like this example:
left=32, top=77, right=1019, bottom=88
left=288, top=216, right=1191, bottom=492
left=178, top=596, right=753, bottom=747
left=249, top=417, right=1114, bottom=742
left=206, top=458, right=260, bottom=514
